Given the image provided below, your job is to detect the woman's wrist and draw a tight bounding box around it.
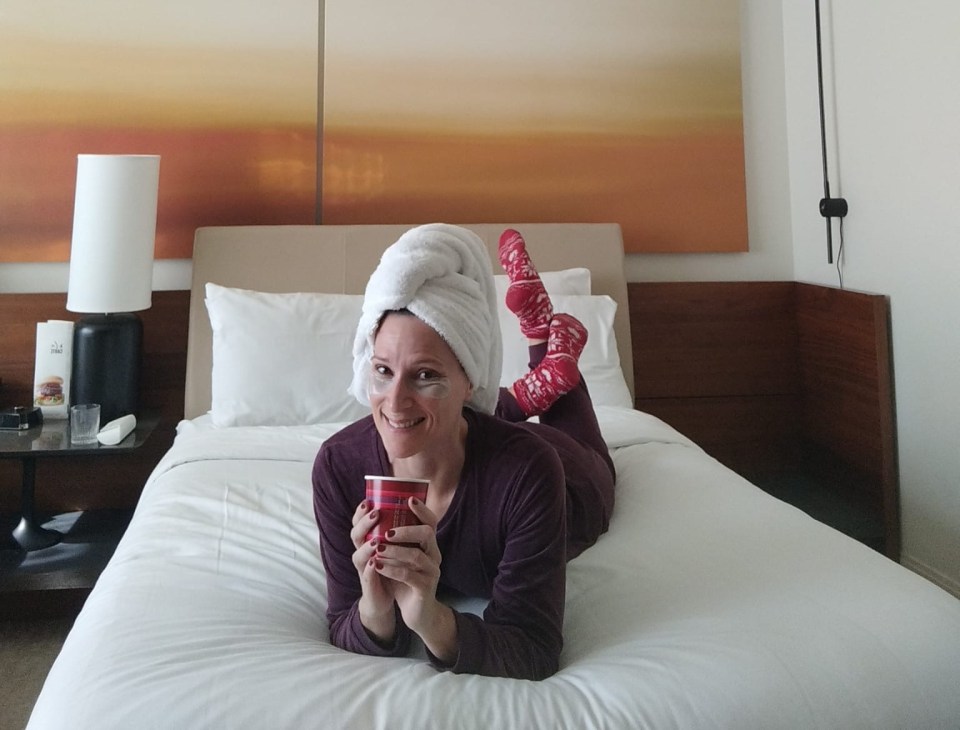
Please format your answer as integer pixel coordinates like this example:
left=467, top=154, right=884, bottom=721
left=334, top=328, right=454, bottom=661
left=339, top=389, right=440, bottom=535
left=359, top=598, right=397, bottom=644
left=416, top=601, right=458, bottom=666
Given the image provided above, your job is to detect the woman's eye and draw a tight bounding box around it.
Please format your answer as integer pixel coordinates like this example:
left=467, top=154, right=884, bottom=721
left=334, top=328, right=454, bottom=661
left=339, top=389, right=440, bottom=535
left=417, top=370, right=439, bottom=381
left=374, top=365, right=391, bottom=377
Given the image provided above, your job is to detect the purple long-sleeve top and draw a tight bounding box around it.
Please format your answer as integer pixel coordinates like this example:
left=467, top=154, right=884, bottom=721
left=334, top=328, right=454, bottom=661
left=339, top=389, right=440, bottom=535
left=312, top=408, right=567, bottom=680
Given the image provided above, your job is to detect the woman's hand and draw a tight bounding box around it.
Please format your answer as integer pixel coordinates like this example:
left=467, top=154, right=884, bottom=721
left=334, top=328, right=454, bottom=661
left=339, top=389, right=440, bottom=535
left=371, top=498, right=458, bottom=664
left=350, top=500, right=398, bottom=642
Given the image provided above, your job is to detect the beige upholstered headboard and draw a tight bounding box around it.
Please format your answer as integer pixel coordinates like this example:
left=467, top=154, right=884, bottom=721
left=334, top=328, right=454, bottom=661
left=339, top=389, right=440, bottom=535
left=185, top=223, right=633, bottom=420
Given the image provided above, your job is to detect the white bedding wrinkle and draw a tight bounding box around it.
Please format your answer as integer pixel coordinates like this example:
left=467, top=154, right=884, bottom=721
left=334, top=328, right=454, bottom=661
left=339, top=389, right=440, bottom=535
left=28, top=407, right=960, bottom=730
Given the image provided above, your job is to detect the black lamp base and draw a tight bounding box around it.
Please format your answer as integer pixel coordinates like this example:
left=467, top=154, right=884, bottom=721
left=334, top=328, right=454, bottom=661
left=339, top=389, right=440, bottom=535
left=71, top=313, right=142, bottom=425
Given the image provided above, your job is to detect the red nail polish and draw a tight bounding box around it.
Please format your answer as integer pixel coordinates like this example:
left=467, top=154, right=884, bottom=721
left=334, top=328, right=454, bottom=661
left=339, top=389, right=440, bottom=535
left=376, top=543, right=387, bottom=553
left=386, top=529, right=396, bottom=539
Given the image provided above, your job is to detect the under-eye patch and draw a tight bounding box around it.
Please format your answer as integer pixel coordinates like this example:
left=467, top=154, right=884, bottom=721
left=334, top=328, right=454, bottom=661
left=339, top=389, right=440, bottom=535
left=368, top=370, right=452, bottom=400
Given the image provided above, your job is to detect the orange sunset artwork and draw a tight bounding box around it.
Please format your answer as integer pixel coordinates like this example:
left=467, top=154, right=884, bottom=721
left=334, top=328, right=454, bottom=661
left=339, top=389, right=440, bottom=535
left=322, top=1, right=747, bottom=253
left=1, top=0, right=746, bottom=263
left=0, top=3, right=318, bottom=263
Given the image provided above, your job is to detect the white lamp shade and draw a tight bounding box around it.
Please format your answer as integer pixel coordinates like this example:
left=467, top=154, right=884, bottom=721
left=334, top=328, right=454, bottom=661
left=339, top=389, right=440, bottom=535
left=67, top=154, right=160, bottom=313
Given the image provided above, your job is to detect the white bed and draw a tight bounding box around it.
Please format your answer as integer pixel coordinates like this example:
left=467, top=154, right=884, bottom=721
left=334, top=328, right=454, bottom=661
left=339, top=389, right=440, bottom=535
left=29, top=224, right=960, bottom=729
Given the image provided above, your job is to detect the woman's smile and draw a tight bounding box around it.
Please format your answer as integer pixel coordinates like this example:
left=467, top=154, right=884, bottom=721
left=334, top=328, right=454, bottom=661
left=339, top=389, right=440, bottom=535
left=382, top=414, right=426, bottom=430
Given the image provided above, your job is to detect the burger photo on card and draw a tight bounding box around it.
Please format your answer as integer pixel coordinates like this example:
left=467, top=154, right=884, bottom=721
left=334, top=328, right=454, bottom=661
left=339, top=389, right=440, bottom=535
left=35, top=375, right=65, bottom=406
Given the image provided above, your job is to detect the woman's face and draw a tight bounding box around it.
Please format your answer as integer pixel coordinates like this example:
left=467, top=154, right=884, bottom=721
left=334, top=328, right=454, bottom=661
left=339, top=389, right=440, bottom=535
left=369, top=312, right=473, bottom=462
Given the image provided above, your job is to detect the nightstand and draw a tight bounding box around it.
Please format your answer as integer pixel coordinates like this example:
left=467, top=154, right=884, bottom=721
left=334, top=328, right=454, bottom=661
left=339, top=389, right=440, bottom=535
left=0, top=411, right=159, bottom=617
left=1, top=411, right=158, bottom=550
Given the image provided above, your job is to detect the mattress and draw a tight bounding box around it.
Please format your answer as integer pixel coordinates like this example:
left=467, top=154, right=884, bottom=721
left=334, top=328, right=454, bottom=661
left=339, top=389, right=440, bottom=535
left=28, top=407, right=960, bottom=729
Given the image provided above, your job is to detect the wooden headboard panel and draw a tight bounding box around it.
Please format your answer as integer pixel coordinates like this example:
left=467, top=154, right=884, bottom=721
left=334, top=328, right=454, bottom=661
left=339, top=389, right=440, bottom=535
left=1, top=278, right=895, bottom=560
left=185, top=224, right=632, bottom=420
left=628, top=280, right=898, bottom=558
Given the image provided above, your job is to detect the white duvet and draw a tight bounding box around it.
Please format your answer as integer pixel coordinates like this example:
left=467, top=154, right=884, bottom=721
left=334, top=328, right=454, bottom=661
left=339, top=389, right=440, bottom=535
left=29, top=407, right=960, bottom=729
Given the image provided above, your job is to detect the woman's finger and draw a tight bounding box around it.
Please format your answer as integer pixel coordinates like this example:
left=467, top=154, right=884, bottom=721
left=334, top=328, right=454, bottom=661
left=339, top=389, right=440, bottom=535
left=351, top=535, right=379, bottom=573
left=407, top=497, right=436, bottom=528
left=375, top=537, right=442, bottom=583
left=386, top=524, right=440, bottom=563
left=350, top=505, right=381, bottom=549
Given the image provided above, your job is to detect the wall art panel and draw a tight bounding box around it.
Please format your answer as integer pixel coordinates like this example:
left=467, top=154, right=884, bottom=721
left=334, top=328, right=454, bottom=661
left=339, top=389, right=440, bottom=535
left=322, top=0, right=747, bottom=253
left=0, top=0, right=318, bottom=262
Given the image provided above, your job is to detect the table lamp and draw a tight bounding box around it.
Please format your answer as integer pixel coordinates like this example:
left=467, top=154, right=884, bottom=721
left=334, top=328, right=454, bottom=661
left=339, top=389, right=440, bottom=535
left=67, top=154, right=160, bottom=424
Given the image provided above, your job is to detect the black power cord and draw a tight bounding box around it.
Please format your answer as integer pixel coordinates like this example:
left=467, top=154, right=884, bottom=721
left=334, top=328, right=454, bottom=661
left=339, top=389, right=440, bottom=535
left=815, top=0, right=848, bottom=267
left=836, top=216, right=845, bottom=288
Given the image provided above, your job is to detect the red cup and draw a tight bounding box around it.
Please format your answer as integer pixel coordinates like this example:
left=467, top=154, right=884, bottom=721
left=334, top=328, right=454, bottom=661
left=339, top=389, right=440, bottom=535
left=365, top=476, right=430, bottom=545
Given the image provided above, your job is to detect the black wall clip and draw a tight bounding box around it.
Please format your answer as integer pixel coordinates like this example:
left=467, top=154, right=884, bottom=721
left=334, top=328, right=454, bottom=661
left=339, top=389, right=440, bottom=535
left=819, top=197, right=849, bottom=218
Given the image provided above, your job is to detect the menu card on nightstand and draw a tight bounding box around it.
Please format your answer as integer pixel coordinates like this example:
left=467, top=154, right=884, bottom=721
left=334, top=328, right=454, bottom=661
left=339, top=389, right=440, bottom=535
left=32, top=320, right=74, bottom=420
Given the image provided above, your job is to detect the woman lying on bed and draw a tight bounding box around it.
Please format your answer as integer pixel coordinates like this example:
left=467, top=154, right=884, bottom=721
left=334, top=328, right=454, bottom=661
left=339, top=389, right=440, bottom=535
left=312, top=224, right=615, bottom=680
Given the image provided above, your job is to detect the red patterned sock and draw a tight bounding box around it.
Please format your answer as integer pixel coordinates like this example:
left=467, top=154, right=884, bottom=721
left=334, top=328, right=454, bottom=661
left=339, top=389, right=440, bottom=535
left=511, top=314, right=588, bottom=416
left=498, top=228, right=553, bottom=340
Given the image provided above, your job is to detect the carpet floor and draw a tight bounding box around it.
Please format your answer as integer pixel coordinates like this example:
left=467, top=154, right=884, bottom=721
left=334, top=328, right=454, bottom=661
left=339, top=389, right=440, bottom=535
left=0, top=618, right=72, bottom=730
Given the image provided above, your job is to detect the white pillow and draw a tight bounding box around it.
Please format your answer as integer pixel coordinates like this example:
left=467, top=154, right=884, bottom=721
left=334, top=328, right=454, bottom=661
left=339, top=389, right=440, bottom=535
left=205, top=283, right=369, bottom=427
left=493, top=267, right=591, bottom=302
left=498, top=294, right=633, bottom=409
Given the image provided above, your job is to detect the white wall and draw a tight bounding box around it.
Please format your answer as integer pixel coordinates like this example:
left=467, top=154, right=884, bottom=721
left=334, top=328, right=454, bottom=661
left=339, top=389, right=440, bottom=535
left=780, top=0, right=960, bottom=594
left=0, top=260, right=191, bottom=293
left=4, top=0, right=957, bottom=595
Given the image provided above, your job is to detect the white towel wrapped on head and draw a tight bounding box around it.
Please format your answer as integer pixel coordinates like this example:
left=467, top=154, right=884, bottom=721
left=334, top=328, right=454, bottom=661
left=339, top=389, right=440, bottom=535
left=350, top=223, right=503, bottom=414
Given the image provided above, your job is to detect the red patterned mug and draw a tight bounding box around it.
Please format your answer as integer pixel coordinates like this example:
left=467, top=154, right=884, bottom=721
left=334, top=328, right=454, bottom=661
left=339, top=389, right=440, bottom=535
left=365, top=476, right=430, bottom=545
